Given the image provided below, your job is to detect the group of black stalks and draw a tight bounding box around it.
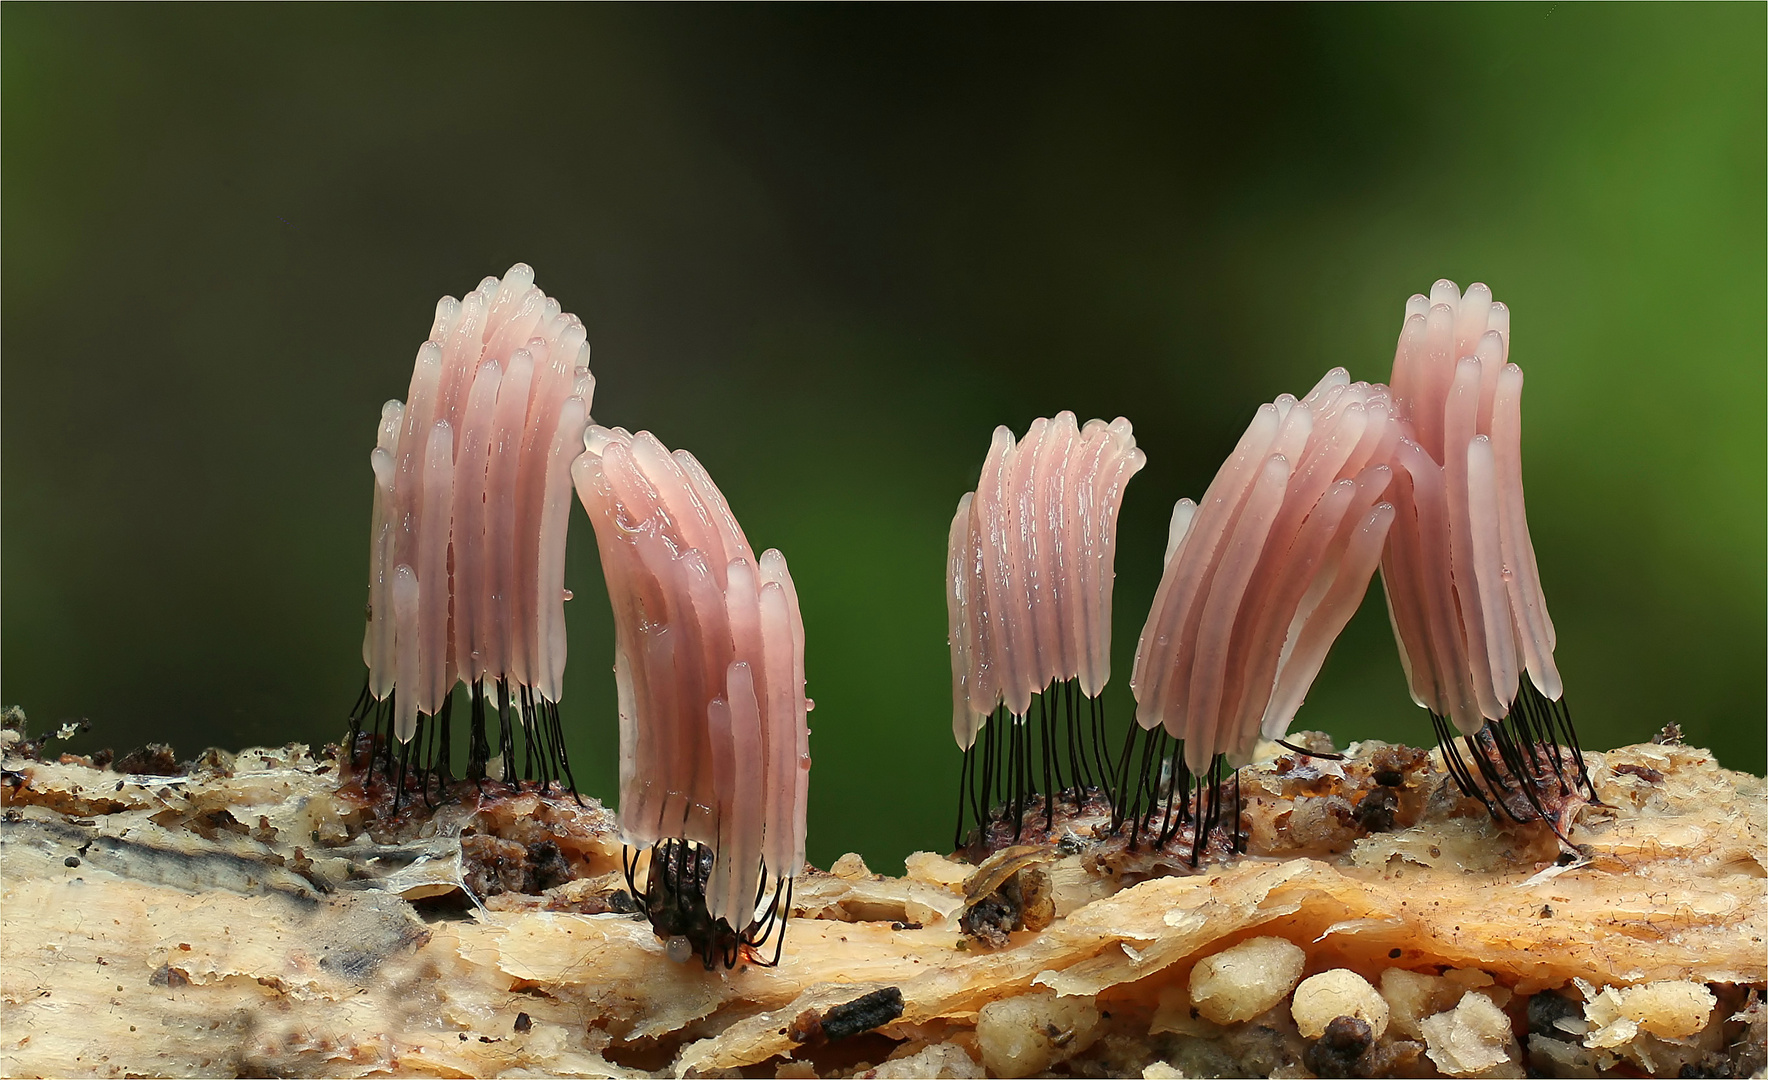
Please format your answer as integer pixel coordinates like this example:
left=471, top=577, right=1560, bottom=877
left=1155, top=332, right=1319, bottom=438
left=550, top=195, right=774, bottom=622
left=346, top=676, right=791, bottom=970
left=952, top=675, right=1598, bottom=858
left=345, top=672, right=1596, bottom=969
left=346, top=676, right=581, bottom=810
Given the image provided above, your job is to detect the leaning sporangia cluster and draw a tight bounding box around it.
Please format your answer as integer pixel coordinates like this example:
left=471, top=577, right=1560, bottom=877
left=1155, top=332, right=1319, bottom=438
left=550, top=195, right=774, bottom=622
left=571, top=426, right=808, bottom=966
left=1131, top=368, right=1400, bottom=772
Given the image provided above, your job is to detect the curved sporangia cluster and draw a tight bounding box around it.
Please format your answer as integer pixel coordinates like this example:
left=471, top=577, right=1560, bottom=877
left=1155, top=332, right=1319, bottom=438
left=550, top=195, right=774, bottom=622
left=1131, top=370, right=1400, bottom=768
left=944, top=414, right=1145, bottom=843
left=945, top=280, right=1584, bottom=857
left=1118, top=372, right=1399, bottom=855
left=355, top=265, right=594, bottom=793
left=571, top=426, right=809, bottom=968
left=1381, top=281, right=1590, bottom=820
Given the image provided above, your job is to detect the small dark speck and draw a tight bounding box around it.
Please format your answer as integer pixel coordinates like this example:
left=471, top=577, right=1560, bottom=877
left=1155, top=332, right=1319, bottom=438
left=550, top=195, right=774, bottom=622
left=65, top=856, right=81, bottom=868
left=1389, top=948, right=1403, bottom=959
left=1540, top=904, right=1553, bottom=918
left=277, top=216, right=297, bottom=229
left=513, top=1012, right=532, bottom=1033
left=458, top=1034, right=467, bottom=1041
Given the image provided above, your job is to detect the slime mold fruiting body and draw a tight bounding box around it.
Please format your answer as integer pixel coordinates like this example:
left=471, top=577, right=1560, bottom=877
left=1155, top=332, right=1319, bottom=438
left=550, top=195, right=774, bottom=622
left=352, top=264, right=594, bottom=802
left=573, top=426, right=809, bottom=968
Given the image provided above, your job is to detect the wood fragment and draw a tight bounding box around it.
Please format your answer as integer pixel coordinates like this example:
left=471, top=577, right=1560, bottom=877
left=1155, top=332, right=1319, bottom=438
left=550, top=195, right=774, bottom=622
left=2, top=733, right=1762, bottom=1078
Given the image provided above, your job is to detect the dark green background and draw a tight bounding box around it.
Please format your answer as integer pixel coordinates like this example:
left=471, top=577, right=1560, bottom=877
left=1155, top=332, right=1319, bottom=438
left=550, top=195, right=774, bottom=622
left=5, top=6, right=1763, bottom=872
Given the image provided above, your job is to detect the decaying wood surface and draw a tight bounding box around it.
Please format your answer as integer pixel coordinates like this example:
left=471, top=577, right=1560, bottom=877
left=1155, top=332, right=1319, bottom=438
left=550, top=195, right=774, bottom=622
left=2, top=716, right=1763, bottom=1079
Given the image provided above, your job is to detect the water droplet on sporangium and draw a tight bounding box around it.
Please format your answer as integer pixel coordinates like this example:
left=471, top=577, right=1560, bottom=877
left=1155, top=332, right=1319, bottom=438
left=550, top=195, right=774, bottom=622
left=804, top=698, right=815, bottom=712
left=562, top=589, right=574, bottom=601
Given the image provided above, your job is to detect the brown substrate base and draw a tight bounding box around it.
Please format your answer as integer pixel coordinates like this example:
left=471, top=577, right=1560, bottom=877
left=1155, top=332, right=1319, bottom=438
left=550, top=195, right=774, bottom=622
left=2, top=715, right=1763, bottom=1078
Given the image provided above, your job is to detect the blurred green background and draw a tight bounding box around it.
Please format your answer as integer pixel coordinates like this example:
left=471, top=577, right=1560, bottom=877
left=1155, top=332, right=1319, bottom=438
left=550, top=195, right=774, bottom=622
left=5, top=6, right=1763, bottom=872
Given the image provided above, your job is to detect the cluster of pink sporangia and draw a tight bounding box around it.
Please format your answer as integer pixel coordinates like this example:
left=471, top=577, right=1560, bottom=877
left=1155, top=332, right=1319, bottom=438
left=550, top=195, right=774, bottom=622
left=945, top=413, right=1145, bottom=747
left=1130, top=280, right=1567, bottom=768
left=359, top=265, right=813, bottom=966
left=944, top=278, right=1570, bottom=837
left=1130, top=370, right=1401, bottom=772
left=571, top=426, right=809, bottom=940
left=1382, top=281, right=1558, bottom=735
left=363, top=264, right=594, bottom=741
